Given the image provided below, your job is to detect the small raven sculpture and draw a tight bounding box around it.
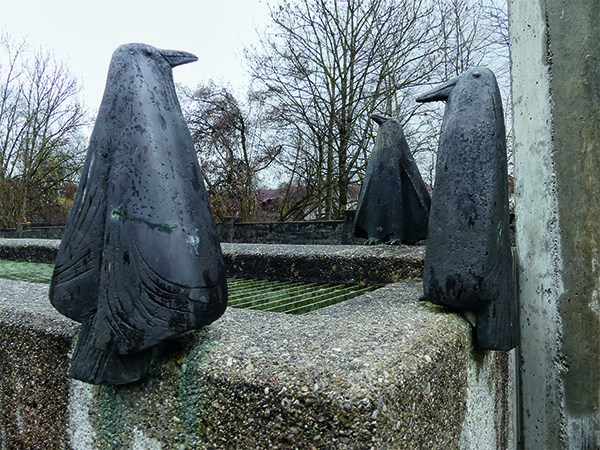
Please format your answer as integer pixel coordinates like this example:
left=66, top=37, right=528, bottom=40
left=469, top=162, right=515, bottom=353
left=417, top=68, right=518, bottom=350
left=50, top=43, right=228, bottom=384
left=354, top=114, right=431, bottom=245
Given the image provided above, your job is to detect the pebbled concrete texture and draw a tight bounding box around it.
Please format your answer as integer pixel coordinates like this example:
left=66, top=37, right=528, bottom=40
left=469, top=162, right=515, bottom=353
left=0, top=280, right=78, bottom=450
left=223, top=243, right=424, bottom=286
left=0, top=241, right=514, bottom=449
left=0, top=238, right=60, bottom=264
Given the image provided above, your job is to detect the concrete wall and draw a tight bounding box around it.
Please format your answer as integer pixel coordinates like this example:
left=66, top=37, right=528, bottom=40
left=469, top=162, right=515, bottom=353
left=217, top=211, right=363, bottom=245
left=0, top=209, right=515, bottom=247
left=0, top=227, right=65, bottom=240
left=0, top=220, right=362, bottom=245
left=0, top=281, right=515, bottom=450
left=0, top=211, right=363, bottom=246
left=0, top=241, right=516, bottom=449
left=510, top=0, right=600, bottom=448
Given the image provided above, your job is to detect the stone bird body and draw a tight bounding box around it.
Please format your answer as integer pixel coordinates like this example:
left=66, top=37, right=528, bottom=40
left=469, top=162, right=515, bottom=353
left=50, top=43, right=227, bottom=384
left=354, top=114, right=431, bottom=245
left=417, top=68, right=518, bottom=350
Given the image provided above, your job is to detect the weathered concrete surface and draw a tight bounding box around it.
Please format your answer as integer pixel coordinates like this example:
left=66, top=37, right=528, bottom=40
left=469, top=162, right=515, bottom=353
left=0, top=280, right=79, bottom=450
left=0, top=278, right=515, bottom=449
left=0, top=227, right=65, bottom=240
left=510, top=0, right=600, bottom=448
left=0, top=239, right=60, bottom=264
left=223, top=243, right=424, bottom=286
left=218, top=211, right=363, bottom=245
left=0, top=239, right=425, bottom=287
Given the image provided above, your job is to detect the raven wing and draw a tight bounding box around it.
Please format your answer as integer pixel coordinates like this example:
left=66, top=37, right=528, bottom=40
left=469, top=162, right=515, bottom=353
left=92, top=117, right=227, bottom=355
left=49, top=138, right=110, bottom=322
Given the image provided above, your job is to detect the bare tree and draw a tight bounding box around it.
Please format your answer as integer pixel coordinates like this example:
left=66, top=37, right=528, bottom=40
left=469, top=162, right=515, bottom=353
left=242, top=0, right=510, bottom=220
left=414, top=0, right=511, bottom=178
left=424, top=0, right=509, bottom=98
left=180, top=81, right=282, bottom=222
left=0, top=34, right=86, bottom=229
left=479, top=0, right=512, bottom=167
left=246, top=0, right=444, bottom=220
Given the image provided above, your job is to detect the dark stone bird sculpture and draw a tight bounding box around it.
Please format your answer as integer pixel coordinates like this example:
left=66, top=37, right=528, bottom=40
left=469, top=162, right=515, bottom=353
left=417, top=67, right=519, bottom=350
left=354, top=114, right=431, bottom=245
left=50, top=43, right=228, bottom=384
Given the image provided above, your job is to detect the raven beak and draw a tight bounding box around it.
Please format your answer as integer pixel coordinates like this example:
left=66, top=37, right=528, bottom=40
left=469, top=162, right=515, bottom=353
left=160, top=49, right=198, bottom=68
left=416, top=76, right=459, bottom=103
left=369, top=114, right=390, bottom=125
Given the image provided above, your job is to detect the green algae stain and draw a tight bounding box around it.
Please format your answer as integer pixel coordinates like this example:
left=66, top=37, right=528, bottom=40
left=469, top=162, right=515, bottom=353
left=110, top=206, right=178, bottom=234
left=0, top=259, right=54, bottom=283
left=90, top=350, right=191, bottom=449
left=178, top=356, right=207, bottom=433
left=94, top=385, right=129, bottom=449
left=177, top=334, right=220, bottom=444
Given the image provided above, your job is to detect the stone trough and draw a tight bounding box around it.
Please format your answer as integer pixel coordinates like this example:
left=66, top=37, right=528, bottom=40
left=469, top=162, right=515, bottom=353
left=0, top=260, right=376, bottom=316
left=0, top=238, right=515, bottom=450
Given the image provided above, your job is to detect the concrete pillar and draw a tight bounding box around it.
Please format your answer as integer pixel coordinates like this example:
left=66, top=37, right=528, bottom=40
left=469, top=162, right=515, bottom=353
left=509, top=1, right=600, bottom=449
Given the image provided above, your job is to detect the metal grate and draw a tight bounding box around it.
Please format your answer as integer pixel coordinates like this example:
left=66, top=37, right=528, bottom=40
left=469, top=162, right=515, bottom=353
left=0, top=260, right=376, bottom=315
left=228, top=278, right=375, bottom=314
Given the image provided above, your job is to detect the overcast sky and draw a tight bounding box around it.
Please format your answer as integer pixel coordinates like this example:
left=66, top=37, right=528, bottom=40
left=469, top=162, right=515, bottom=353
left=1, top=0, right=271, bottom=109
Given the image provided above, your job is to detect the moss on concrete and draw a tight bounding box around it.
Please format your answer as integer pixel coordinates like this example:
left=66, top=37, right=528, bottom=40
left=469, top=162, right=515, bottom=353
left=134, top=282, right=496, bottom=450
left=60, top=282, right=497, bottom=450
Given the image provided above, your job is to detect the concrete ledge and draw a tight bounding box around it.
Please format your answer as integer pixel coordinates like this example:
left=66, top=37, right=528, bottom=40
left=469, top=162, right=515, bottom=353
left=223, top=243, right=424, bottom=286
left=0, top=239, right=425, bottom=286
left=0, top=277, right=514, bottom=449
left=0, top=227, right=66, bottom=240
left=0, top=238, right=60, bottom=264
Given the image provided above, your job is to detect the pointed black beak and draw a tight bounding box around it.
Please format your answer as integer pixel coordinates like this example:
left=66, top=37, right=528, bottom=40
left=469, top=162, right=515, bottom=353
left=369, top=114, right=390, bottom=125
left=160, top=49, right=198, bottom=68
left=416, top=76, right=459, bottom=103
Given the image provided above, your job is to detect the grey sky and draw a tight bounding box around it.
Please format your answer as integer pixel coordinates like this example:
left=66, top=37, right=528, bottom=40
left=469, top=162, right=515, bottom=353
left=1, top=0, right=270, bottom=109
